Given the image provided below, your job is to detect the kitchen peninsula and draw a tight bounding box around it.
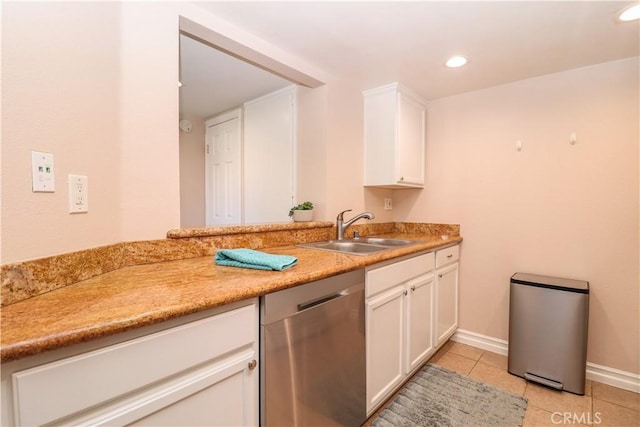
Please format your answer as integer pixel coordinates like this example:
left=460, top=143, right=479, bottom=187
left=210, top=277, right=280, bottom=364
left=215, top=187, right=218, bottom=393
left=1, top=221, right=460, bottom=426
left=1, top=222, right=460, bottom=362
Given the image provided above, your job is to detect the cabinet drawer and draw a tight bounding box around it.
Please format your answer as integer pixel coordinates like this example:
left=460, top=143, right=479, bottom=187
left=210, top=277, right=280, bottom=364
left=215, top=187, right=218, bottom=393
left=12, top=303, right=256, bottom=426
left=436, top=245, right=459, bottom=268
left=367, top=253, right=434, bottom=297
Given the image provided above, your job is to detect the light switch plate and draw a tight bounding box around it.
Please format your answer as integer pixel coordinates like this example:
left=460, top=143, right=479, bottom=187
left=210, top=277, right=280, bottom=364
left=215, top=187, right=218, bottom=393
left=31, top=151, right=55, bottom=192
left=68, top=175, right=88, bottom=213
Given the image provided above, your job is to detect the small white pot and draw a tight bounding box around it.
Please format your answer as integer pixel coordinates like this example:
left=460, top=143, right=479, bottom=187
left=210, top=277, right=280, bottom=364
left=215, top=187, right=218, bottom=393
left=292, top=209, right=313, bottom=222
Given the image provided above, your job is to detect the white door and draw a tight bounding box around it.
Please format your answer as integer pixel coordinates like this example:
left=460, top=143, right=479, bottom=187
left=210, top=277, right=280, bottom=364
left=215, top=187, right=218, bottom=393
left=205, top=113, right=242, bottom=225
left=406, top=274, right=434, bottom=373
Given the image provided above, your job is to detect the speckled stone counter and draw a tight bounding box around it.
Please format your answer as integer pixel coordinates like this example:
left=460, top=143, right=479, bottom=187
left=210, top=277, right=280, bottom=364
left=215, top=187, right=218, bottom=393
left=1, top=222, right=461, bottom=362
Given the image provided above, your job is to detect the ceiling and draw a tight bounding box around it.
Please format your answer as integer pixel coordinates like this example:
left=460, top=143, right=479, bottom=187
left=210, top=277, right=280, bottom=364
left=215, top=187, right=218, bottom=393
left=180, top=1, right=639, bottom=118
left=179, top=34, right=292, bottom=117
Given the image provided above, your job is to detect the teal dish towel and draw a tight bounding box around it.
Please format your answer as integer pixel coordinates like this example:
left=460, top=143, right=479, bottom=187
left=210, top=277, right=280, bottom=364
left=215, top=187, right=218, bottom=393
left=214, top=249, right=298, bottom=271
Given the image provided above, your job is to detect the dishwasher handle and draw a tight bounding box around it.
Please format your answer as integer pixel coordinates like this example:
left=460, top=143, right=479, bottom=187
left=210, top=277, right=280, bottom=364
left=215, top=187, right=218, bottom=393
left=297, top=291, right=346, bottom=312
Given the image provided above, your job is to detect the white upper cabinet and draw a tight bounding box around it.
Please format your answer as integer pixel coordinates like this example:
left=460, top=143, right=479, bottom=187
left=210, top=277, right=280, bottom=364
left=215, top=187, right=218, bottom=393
left=363, top=83, right=425, bottom=188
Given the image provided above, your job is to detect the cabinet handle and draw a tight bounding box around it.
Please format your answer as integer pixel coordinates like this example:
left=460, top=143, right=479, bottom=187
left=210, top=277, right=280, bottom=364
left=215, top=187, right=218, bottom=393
left=399, top=176, right=404, bottom=181
left=248, top=359, right=257, bottom=370
left=403, top=290, right=408, bottom=296
left=438, top=274, right=443, bottom=278
left=447, top=254, right=453, bottom=258
left=411, top=285, right=416, bottom=292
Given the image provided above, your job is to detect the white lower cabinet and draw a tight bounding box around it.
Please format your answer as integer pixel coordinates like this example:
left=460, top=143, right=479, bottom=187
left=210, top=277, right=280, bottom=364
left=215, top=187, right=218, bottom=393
left=2, top=300, right=259, bottom=427
left=366, top=284, right=405, bottom=412
left=365, top=253, right=435, bottom=415
left=435, top=245, right=460, bottom=346
left=366, top=245, right=461, bottom=415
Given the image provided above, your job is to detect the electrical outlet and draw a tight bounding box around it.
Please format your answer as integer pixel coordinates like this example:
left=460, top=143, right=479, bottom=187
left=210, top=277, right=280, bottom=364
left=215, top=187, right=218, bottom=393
left=68, top=175, right=88, bottom=213
left=384, top=198, right=393, bottom=210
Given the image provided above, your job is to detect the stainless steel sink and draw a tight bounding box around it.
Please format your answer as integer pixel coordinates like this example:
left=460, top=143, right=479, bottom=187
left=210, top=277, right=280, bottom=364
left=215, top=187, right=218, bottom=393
left=354, top=237, right=417, bottom=246
left=298, top=240, right=389, bottom=254
left=297, top=237, right=419, bottom=255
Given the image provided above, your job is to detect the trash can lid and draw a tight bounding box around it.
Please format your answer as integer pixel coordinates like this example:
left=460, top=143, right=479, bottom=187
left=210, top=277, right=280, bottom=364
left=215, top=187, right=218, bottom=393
left=511, top=272, right=589, bottom=293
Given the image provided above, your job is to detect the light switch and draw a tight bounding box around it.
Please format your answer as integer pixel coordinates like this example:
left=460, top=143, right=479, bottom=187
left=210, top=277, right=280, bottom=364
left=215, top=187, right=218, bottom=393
left=68, top=175, right=88, bottom=213
left=31, top=151, right=55, bottom=192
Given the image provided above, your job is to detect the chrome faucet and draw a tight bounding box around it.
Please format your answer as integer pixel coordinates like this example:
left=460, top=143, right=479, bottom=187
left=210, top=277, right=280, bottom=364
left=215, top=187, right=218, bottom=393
left=336, top=209, right=375, bottom=240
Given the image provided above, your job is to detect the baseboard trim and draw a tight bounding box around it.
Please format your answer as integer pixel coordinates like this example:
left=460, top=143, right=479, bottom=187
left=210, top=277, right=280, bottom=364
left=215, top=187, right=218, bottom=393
left=452, top=329, right=640, bottom=394
left=586, top=361, right=640, bottom=394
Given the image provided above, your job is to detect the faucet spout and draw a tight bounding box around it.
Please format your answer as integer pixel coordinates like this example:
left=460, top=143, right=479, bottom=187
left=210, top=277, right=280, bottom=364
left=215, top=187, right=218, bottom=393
left=336, top=210, right=375, bottom=240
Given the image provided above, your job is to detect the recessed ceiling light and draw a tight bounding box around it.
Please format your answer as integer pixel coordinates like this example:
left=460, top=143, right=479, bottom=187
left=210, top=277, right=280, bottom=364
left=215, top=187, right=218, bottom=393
left=618, top=3, right=640, bottom=21
left=446, top=56, right=468, bottom=68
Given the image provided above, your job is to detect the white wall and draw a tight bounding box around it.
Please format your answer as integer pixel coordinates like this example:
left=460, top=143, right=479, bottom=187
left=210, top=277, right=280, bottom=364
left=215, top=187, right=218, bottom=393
left=1, top=2, right=122, bottom=263
left=296, top=85, right=329, bottom=219
left=118, top=2, right=182, bottom=242
left=396, top=57, right=639, bottom=374
left=179, top=114, right=206, bottom=227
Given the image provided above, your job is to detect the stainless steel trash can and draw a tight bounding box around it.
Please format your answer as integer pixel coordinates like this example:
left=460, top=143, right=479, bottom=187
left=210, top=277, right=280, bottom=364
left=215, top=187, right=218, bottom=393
left=508, top=272, right=589, bottom=395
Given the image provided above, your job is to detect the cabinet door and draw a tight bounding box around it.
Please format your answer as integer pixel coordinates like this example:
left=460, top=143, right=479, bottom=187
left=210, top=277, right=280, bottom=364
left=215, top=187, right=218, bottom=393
left=129, top=354, right=257, bottom=427
left=363, top=83, right=425, bottom=188
left=10, top=303, right=258, bottom=427
left=396, top=93, right=425, bottom=186
left=366, top=286, right=405, bottom=414
left=436, top=263, right=459, bottom=346
left=406, top=273, right=434, bottom=373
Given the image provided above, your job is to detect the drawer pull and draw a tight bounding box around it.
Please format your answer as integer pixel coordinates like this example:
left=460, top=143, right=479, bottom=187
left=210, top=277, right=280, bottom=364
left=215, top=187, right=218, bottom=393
left=447, top=254, right=453, bottom=258
left=248, top=359, right=257, bottom=370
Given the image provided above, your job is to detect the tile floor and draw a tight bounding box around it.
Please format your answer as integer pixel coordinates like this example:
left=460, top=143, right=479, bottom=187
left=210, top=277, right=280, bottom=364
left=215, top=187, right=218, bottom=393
left=366, top=341, right=640, bottom=426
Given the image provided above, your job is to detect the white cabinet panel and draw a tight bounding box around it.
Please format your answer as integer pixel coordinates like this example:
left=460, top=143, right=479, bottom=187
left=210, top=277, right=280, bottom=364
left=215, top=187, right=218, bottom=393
left=436, top=263, right=459, bottom=345
left=435, top=245, right=460, bottom=346
left=406, top=274, right=435, bottom=373
left=366, top=252, right=434, bottom=298
left=397, top=93, right=425, bottom=185
left=9, top=302, right=259, bottom=427
left=130, top=360, right=253, bottom=427
left=363, top=82, right=425, bottom=188
left=436, top=244, right=459, bottom=268
left=366, top=286, right=405, bottom=413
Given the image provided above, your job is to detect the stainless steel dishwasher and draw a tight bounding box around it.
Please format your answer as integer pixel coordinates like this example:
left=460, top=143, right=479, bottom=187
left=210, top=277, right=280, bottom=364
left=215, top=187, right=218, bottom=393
left=260, top=269, right=366, bottom=426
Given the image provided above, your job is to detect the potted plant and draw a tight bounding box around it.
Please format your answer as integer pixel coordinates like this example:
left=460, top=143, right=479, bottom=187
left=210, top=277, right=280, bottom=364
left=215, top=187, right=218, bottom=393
left=289, top=201, right=314, bottom=222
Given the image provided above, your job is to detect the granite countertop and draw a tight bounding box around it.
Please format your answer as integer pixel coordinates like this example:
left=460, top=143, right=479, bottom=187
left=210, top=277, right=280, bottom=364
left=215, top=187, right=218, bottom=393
left=1, top=231, right=461, bottom=363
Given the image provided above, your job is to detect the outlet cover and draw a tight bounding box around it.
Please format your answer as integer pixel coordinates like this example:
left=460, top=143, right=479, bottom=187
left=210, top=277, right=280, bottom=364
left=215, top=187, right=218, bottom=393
left=68, top=175, right=88, bottom=213
left=384, top=198, right=393, bottom=210
left=31, top=151, right=55, bottom=192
